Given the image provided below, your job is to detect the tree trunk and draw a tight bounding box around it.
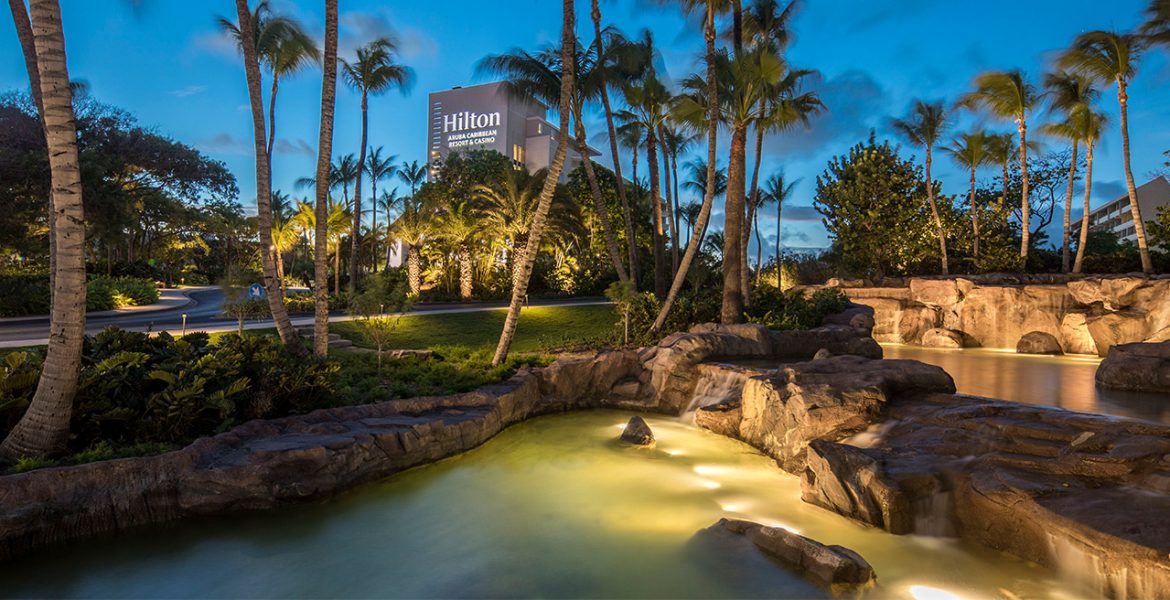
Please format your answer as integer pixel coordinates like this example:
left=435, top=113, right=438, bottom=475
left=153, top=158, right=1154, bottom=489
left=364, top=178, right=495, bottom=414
left=652, top=4, right=718, bottom=331
left=659, top=125, right=679, bottom=276
left=1018, top=119, right=1030, bottom=263
left=592, top=0, right=638, bottom=286
left=350, top=92, right=368, bottom=292
left=407, top=244, right=420, bottom=296
left=371, top=175, right=378, bottom=274
left=1061, top=141, right=1078, bottom=272
left=775, top=196, right=782, bottom=269
left=647, top=126, right=666, bottom=298
left=334, top=243, right=340, bottom=295
left=1, top=0, right=85, bottom=459
left=924, top=149, right=948, bottom=274
left=492, top=0, right=575, bottom=366
left=573, top=103, right=628, bottom=282
left=743, top=102, right=765, bottom=305
left=234, top=0, right=301, bottom=352
left=267, top=75, right=279, bottom=164
left=672, top=149, right=681, bottom=250
left=754, top=212, right=763, bottom=285
left=1074, top=138, right=1095, bottom=274
left=1118, top=82, right=1153, bottom=274
left=722, top=122, right=747, bottom=324
left=459, top=243, right=473, bottom=299
left=970, top=167, right=980, bottom=258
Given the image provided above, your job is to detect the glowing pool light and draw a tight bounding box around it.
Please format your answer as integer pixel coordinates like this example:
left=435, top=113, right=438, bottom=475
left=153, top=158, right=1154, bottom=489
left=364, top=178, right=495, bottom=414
left=907, top=584, right=964, bottom=600
left=665, top=449, right=683, bottom=456
left=693, top=465, right=731, bottom=476
left=719, top=503, right=741, bottom=512
left=696, top=479, right=721, bottom=489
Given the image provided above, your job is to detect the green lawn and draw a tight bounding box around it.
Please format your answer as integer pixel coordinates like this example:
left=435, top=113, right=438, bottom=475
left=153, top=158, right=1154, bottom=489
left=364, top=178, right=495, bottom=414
left=331, top=304, right=617, bottom=354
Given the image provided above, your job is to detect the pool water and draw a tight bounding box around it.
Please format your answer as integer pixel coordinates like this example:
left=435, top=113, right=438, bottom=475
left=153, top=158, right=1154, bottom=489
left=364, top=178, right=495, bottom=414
left=881, top=344, right=1170, bottom=424
left=0, top=411, right=1081, bottom=599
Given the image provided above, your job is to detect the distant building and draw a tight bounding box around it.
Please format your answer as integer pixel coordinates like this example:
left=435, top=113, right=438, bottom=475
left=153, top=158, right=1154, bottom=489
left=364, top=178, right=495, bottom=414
left=425, top=81, right=597, bottom=183
left=1076, top=176, right=1170, bottom=243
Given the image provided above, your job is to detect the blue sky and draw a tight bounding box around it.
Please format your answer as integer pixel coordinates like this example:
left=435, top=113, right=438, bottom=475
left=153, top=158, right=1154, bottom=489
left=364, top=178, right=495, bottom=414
left=2, top=0, right=1168, bottom=255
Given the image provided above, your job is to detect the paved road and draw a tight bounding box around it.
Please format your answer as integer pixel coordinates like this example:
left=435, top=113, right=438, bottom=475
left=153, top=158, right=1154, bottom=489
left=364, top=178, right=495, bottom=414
left=0, top=288, right=609, bottom=347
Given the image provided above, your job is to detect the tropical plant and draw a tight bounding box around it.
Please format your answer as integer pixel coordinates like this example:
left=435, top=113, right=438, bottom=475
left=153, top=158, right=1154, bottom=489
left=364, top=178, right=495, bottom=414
left=364, top=147, right=397, bottom=274
left=398, top=160, right=426, bottom=195
left=311, top=0, right=339, bottom=357
left=342, top=38, right=414, bottom=290
left=388, top=191, right=433, bottom=297
left=1059, top=31, right=1154, bottom=273
left=441, top=198, right=482, bottom=299
left=944, top=131, right=993, bottom=258
left=960, top=70, right=1040, bottom=263
left=1042, top=71, right=1100, bottom=272
left=892, top=100, right=951, bottom=274
left=761, top=172, right=798, bottom=276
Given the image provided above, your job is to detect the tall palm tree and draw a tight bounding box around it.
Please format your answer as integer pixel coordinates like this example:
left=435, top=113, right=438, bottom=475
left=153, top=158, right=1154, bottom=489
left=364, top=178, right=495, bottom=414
left=377, top=186, right=402, bottom=270
left=1060, top=31, right=1154, bottom=273
left=218, top=1, right=319, bottom=163
left=298, top=199, right=349, bottom=295
left=333, top=153, right=359, bottom=210
left=364, top=147, right=397, bottom=273
left=618, top=70, right=673, bottom=296
left=398, top=160, right=426, bottom=195
left=652, top=0, right=732, bottom=332
left=342, top=38, right=414, bottom=290
left=1, top=0, right=87, bottom=459
left=761, top=172, right=797, bottom=272
left=892, top=100, right=951, bottom=274
left=944, top=131, right=992, bottom=258
left=389, top=193, right=431, bottom=297
left=660, top=124, right=697, bottom=259
left=1143, top=0, right=1170, bottom=46
left=310, top=0, right=338, bottom=358
left=492, top=0, right=576, bottom=366
left=231, top=0, right=301, bottom=350
left=1043, top=71, right=1099, bottom=272
left=1059, top=106, right=1108, bottom=273
left=679, top=201, right=703, bottom=244
left=442, top=198, right=481, bottom=299
left=961, top=70, right=1039, bottom=263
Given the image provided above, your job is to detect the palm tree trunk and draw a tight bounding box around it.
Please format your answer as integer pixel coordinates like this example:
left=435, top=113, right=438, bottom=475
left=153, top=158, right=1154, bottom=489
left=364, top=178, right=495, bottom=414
left=1074, top=138, right=1095, bottom=274
left=1118, top=82, right=1153, bottom=274
left=1, top=0, right=85, bottom=459
left=754, top=212, right=763, bottom=285
left=371, top=176, right=378, bottom=274
left=652, top=3, right=718, bottom=332
left=672, top=149, right=681, bottom=251
left=492, top=0, right=575, bottom=366
left=313, top=0, right=336, bottom=358
left=334, top=243, right=340, bottom=295
left=1061, top=141, right=1078, bottom=272
left=459, top=243, right=473, bottom=299
left=1001, top=161, right=1009, bottom=208
left=775, top=196, right=782, bottom=267
left=407, top=244, right=420, bottom=296
left=970, top=167, right=979, bottom=258
left=744, top=111, right=765, bottom=304
left=350, top=93, right=368, bottom=292
left=234, top=0, right=301, bottom=352
left=722, top=122, right=748, bottom=323
left=266, top=76, right=279, bottom=163
left=924, top=149, right=948, bottom=274
left=573, top=103, right=629, bottom=282
left=592, top=0, right=638, bottom=286
left=647, top=127, right=666, bottom=297
left=1018, top=119, right=1030, bottom=263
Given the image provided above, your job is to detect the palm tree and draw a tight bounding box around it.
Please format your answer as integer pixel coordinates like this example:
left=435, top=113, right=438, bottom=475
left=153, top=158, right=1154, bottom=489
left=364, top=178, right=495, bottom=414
left=231, top=0, right=301, bottom=350
left=651, top=0, right=732, bottom=332
left=441, top=199, right=481, bottom=299
left=1043, top=71, right=1099, bottom=272
left=1060, top=31, right=1154, bottom=273
left=398, top=160, right=426, bottom=195
left=679, top=201, right=703, bottom=244
left=617, top=70, right=673, bottom=296
left=342, top=38, right=414, bottom=290
left=364, top=147, right=397, bottom=273
left=892, top=100, right=951, bottom=274
left=333, top=153, right=359, bottom=210
left=1060, top=107, right=1108, bottom=273
left=761, top=172, right=797, bottom=272
left=388, top=193, right=431, bottom=297
left=1143, top=0, right=1170, bottom=46
left=218, top=1, right=319, bottom=163
left=270, top=190, right=301, bottom=289
left=492, top=0, right=576, bottom=366
left=297, top=199, right=349, bottom=295
left=310, top=0, right=338, bottom=358
left=377, top=187, right=402, bottom=270
left=660, top=124, right=697, bottom=259
left=944, top=131, right=992, bottom=258
left=1, top=0, right=87, bottom=459
left=961, top=70, right=1039, bottom=263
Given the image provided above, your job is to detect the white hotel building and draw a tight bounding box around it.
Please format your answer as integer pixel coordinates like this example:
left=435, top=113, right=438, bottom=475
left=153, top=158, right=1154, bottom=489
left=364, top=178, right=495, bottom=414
left=1075, top=176, right=1170, bottom=244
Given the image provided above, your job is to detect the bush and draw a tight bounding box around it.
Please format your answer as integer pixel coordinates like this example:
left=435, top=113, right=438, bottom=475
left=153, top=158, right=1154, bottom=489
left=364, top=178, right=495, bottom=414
left=85, top=276, right=160, bottom=312
left=0, top=272, right=51, bottom=316
left=746, top=286, right=849, bottom=330
left=1, top=328, right=339, bottom=454
left=332, top=346, right=549, bottom=404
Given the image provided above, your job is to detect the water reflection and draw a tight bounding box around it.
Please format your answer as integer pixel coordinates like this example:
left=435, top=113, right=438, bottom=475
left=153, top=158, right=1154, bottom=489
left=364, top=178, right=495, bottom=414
left=882, top=345, right=1170, bottom=424
left=0, top=411, right=1080, bottom=599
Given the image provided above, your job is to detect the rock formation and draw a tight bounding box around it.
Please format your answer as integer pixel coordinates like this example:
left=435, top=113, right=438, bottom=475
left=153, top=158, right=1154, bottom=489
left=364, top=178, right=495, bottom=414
left=712, top=518, right=876, bottom=589
left=619, top=416, right=654, bottom=445
left=1096, top=341, right=1170, bottom=393
left=1016, top=331, right=1062, bottom=355
left=831, top=275, right=1170, bottom=356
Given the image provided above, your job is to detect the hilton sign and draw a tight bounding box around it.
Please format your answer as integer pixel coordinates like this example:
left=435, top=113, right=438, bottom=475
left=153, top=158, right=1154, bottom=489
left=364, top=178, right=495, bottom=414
left=443, top=110, right=501, bottom=133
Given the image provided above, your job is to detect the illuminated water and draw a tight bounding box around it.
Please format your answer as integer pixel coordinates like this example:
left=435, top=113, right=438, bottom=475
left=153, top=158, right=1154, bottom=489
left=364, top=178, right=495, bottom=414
left=882, top=344, right=1170, bottom=424
left=0, top=411, right=1081, bottom=599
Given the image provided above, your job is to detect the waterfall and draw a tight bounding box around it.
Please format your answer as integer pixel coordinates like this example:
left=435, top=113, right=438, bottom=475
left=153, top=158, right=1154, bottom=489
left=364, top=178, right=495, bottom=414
left=1044, top=532, right=1163, bottom=600
left=911, top=490, right=956, bottom=537
left=684, top=364, right=754, bottom=415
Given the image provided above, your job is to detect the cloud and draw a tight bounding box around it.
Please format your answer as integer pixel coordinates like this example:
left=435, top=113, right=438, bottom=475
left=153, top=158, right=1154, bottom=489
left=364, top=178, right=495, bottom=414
left=339, top=9, right=438, bottom=61
left=168, top=85, right=207, bottom=98
left=274, top=138, right=315, bottom=157
left=842, top=0, right=932, bottom=33
left=762, top=69, right=886, bottom=159
left=190, top=30, right=238, bottom=60
left=198, top=132, right=250, bottom=155
left=780, top=204, right=824, bottom=224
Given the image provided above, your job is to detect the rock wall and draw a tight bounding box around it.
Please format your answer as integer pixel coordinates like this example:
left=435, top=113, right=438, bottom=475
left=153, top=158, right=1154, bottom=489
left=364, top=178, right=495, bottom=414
left=835, top=276, right=1170, bottom=356
left=693, top=354, right=1170, bottom=599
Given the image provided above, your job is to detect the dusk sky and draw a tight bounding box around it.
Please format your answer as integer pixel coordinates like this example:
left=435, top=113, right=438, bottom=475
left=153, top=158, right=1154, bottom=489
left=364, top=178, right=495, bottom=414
left=3, top=0, right=1168, bottom=255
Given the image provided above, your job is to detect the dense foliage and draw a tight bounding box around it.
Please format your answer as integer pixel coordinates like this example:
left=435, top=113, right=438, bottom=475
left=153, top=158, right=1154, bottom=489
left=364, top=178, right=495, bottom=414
left=0, top=273, right=159, bottom=317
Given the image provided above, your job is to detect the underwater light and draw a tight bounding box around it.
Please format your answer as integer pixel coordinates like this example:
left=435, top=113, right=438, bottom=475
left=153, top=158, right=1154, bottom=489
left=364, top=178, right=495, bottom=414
left=907, top=585, right=964, bottom=600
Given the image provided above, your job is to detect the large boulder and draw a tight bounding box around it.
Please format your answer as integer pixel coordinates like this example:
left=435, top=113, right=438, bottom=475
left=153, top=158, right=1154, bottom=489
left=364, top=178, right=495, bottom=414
left=1016, top=331, right=1062, bottom=355
left=1060, top=312, right=1099, bottom=356
left=800, top=441, right=912, bottom=533
left=821, top=304, right=875, bottom=336
left=1096, top=342, right=1170, bottom=393
left=619, top=416, right=655, bottom=445
left=921, top=328, right=964, bottom=349
left=1067, top=277, right=1147, bottom=310
left=1086, top=311, right=1150, bottom=357
left=713, top=518, right=876, bottom=589
left=909, top=278, right=966, bottom=309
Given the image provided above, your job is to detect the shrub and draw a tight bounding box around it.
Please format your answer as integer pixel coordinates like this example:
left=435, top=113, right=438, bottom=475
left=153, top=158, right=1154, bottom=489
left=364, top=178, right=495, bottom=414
left=746, top=286, right=849, bottom=330
left=86, top=276, right=160, bottom=312
left=0, top=272, right=51, bottom=317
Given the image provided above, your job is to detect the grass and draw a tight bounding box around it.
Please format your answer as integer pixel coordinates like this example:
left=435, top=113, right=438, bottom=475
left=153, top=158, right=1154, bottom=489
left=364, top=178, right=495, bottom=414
left=331, top=304, right=617, bottom=354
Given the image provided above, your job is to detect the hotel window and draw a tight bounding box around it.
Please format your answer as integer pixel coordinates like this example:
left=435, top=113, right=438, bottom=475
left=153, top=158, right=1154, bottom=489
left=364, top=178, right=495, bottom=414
left=512, top=144, right=525, bottom=164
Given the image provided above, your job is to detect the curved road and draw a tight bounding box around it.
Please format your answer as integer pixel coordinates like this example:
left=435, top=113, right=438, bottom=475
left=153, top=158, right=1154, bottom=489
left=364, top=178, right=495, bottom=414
left=0, top=288, right=608, bottom=347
